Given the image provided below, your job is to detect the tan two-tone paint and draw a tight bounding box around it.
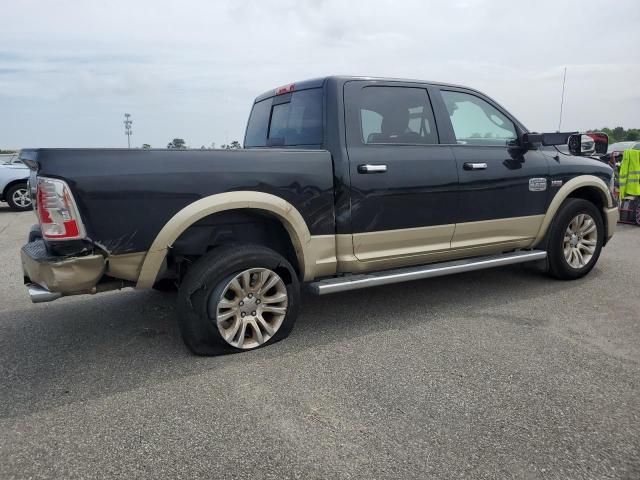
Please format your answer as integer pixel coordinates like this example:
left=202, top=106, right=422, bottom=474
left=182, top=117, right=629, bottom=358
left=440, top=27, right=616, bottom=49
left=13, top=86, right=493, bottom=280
left=531, top=174, right=615, bottom=245
left=135, top=191, right=338, bottom=288
left=130, top=176, right=614, bottom=288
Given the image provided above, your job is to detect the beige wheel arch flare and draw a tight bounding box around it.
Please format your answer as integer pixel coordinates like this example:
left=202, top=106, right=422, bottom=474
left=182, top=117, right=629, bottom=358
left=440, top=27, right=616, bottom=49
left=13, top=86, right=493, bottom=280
left=136, top=191, right=327, bottom=288
left=532, top=174, right=614, bottom=246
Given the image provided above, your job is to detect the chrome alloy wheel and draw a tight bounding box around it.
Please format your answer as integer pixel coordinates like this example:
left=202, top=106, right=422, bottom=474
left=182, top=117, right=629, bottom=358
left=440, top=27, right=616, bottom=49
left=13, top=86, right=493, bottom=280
left=210, top=268, right=288, bottom=349
left=563, top=213, right=598, bottom=269
left=12, top=187, right=31, bottom=208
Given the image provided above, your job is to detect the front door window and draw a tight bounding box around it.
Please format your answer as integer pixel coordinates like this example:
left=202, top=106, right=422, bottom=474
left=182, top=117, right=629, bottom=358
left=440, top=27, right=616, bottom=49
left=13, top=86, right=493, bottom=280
left=441, top=90, right=516, bottom=146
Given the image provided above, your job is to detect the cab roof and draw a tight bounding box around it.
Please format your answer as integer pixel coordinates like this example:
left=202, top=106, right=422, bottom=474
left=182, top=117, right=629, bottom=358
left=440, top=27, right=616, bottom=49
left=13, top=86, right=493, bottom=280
left=253, top=75, right=471, bottom=103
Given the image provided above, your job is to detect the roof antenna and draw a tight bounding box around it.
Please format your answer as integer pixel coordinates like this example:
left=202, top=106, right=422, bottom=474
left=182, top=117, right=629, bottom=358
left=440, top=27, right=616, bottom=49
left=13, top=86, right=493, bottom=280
left=558, top=67, right=567, bottom=131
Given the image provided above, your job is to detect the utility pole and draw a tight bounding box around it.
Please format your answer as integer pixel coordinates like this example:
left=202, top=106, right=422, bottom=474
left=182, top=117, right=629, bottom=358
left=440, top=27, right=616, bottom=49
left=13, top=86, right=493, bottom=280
left=124, top=113, right=133, bottom=148
left=558, top=67, right=567, bottom=131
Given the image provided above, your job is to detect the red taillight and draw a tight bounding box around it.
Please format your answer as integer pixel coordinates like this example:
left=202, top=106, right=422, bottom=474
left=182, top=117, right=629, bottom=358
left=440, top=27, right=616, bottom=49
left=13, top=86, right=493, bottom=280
left=275, top=83, right=295, bottom=95
left=36, top=177, right=85, bottom=240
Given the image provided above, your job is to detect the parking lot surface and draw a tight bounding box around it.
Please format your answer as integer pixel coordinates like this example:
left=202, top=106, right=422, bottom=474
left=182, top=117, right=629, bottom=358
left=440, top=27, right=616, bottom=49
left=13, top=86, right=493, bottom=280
left=1, top=206, right=639, bottom=479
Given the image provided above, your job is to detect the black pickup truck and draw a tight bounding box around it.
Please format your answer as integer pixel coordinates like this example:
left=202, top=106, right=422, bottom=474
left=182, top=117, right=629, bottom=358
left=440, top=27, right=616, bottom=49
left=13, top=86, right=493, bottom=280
left=20, top=76, right=618, bottom=355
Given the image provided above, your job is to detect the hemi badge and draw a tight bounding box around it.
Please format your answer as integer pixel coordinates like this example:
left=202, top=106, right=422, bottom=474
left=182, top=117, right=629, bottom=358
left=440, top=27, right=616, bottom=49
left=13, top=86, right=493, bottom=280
left=529, top=178, right=547, bottom=192
left=551, top=179, right=563, bottom=187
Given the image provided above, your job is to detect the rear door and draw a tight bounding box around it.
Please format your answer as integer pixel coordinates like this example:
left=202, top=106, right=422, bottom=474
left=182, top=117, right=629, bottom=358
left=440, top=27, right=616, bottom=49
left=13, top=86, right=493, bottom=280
left=344, top=81, right=458, bottom=263
left=432, top=87, right=550, bottom=249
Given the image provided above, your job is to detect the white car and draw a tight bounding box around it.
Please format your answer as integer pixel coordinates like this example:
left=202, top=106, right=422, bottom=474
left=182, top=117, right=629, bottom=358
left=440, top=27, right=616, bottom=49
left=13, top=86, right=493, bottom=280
left=607, top=141, right=640, bottom=153
left=0, top=154, right=31, bottom=211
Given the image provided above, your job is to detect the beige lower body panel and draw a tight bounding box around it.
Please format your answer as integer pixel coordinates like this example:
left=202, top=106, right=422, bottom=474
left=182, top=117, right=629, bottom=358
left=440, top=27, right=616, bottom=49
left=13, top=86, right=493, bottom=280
left=34, top=213, right=551, bottom=292
left=106, top=251, right=147, bottom=282
left=451, top=215, right=544, bottom=249
left=332, top=215, right=543, bottom=275
left=304, top=235, right=338, bottom=280
left=352, top=224, right=455, bottom=261
left=106, top=216, right=547, bottom=285
left=336, top=238, right=533, bottom=274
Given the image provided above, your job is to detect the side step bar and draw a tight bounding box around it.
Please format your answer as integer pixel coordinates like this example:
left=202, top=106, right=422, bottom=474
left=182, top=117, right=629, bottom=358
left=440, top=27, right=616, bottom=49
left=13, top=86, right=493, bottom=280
left=309, top=250, right=547, bottom=295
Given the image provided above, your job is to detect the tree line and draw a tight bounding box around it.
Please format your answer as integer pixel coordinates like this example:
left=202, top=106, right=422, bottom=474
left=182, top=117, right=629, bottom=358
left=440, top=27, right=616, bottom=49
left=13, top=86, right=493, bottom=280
left=588, top=127, right=639, bottom=143
left=157, top=139, right=242, bottom=149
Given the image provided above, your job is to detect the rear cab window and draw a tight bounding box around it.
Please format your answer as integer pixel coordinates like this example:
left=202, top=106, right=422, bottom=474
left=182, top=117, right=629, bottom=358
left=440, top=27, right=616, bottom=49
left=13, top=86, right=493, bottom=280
left=245, top=87, right=324, bottom=147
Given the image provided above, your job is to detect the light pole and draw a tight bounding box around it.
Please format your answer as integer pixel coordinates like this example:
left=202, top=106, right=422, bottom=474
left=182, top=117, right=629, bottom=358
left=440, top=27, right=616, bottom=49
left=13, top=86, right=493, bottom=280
left=124, top=113, right=133, bottom=148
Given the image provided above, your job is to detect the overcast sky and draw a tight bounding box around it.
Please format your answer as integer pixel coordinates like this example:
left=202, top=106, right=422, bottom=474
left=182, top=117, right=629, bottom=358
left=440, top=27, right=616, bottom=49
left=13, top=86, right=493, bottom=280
left=1, top=0, right=638, bottom=149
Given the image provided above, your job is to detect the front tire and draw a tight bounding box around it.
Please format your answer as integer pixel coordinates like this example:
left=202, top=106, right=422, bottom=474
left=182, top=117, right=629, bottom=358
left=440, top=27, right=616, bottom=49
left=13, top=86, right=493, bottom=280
left=547, top=198, right=604, bottom=280
left=6, top=183, right=32, bottom=211
left=176, top=244, right=300, bottom=356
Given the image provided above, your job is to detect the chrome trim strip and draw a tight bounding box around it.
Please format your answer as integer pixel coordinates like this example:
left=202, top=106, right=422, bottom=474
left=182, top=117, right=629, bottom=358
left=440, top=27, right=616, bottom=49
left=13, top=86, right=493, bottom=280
left=309, top=250, right=547, bottom=295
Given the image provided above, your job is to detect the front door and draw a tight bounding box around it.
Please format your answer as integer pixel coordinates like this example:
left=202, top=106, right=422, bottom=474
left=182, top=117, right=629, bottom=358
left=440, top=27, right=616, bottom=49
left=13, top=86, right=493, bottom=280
left=344, top=81, right=459, bottom=263
left=433, top=88, right=550, bottom=249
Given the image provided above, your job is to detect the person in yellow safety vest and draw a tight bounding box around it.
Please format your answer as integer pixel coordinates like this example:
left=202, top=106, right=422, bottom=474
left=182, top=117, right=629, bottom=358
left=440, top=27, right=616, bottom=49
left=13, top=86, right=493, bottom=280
left=618, top=149, right=640, bottom=198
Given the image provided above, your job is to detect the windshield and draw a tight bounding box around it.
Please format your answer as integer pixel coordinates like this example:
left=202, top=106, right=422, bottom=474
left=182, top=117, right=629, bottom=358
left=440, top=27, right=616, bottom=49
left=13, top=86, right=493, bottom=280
left=245, top=88, right=323, bottom=147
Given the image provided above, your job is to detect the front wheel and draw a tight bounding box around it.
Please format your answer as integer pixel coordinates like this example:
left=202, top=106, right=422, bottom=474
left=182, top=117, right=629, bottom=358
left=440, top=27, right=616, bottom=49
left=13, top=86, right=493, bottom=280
left=6, top=183, right=32, bottom=211
left=547, top=198, right=604, bottom=280
left=176, top=244, right=300, bottom=355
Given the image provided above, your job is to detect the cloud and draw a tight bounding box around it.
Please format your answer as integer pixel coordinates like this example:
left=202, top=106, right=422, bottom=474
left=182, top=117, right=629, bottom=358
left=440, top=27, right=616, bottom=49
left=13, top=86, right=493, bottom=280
left=0, top=0, right=638, bottom=148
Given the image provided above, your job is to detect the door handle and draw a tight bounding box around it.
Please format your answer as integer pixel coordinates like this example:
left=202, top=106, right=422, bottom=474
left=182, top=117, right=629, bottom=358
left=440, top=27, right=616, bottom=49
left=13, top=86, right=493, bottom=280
left=358, top=164, right=388, bottom=174
left=463, top=162, right=488, bottom=170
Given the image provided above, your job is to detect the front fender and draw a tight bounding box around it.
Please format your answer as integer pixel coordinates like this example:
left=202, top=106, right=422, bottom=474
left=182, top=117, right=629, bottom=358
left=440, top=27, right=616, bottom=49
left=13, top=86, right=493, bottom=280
left=533, top=175, right=614, bottom=246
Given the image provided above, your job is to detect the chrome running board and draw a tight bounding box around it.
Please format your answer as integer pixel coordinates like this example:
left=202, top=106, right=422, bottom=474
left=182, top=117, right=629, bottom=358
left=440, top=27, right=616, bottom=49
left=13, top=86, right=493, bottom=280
left=309, top=250, right=547, bottom=295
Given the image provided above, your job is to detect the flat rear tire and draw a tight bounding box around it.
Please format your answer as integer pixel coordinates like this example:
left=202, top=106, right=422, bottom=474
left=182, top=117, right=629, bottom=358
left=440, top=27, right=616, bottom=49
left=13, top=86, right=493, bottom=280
left=176, top=244, right=300, bottom=356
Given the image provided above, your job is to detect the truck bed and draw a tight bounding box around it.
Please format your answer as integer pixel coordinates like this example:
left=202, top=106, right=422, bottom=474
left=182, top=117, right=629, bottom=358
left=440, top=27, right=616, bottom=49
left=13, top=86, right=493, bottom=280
left=20, top=148, right=335, bottom=255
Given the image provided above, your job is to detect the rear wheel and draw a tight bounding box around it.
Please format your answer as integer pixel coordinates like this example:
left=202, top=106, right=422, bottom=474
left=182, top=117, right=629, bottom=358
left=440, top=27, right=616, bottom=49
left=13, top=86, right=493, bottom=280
left=547, top=198, right=604, bottom=280
left=6, top=183, right=32, bottom=211
left=176, top=244, right=300, bottom=355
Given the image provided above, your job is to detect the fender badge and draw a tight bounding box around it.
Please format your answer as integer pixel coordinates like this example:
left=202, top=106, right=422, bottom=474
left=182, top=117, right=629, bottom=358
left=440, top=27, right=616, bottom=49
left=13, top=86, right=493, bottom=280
left=551, top=179, right=563, bottom=187
left=529, top=178, right=547, bottom=192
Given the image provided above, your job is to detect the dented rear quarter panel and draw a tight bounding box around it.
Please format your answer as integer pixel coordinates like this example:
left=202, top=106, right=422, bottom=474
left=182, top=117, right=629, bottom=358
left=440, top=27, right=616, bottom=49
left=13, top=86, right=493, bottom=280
left=23, top=148, right=335, bottom=255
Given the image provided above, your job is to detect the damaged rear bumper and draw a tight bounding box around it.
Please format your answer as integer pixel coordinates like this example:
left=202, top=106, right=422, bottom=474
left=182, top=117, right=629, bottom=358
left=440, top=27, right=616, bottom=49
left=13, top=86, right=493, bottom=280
left=21, top=239, right=106, bottom=302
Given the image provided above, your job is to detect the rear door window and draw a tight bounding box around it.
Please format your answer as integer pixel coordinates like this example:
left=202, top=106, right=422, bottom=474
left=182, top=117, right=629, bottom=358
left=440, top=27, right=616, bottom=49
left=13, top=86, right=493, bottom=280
left=357, top=87, right=438, bottom=145
left=245, top=88, right=323, bottom=147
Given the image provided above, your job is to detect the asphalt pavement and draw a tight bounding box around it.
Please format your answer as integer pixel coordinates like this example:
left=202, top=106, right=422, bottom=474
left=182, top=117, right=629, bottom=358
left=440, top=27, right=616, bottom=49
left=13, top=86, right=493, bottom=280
left=1, top=206, right=639, bottom=479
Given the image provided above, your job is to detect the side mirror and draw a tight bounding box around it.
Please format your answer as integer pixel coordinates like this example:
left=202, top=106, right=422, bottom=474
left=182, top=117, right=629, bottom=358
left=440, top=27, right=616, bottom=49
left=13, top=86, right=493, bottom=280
left=588, top=132, right=608, bottom=155
left=522, top=132, right=575, bottom=149
left=523, top=131, right=609, bottom=157
left=568, top=132, right=608, bottom=156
